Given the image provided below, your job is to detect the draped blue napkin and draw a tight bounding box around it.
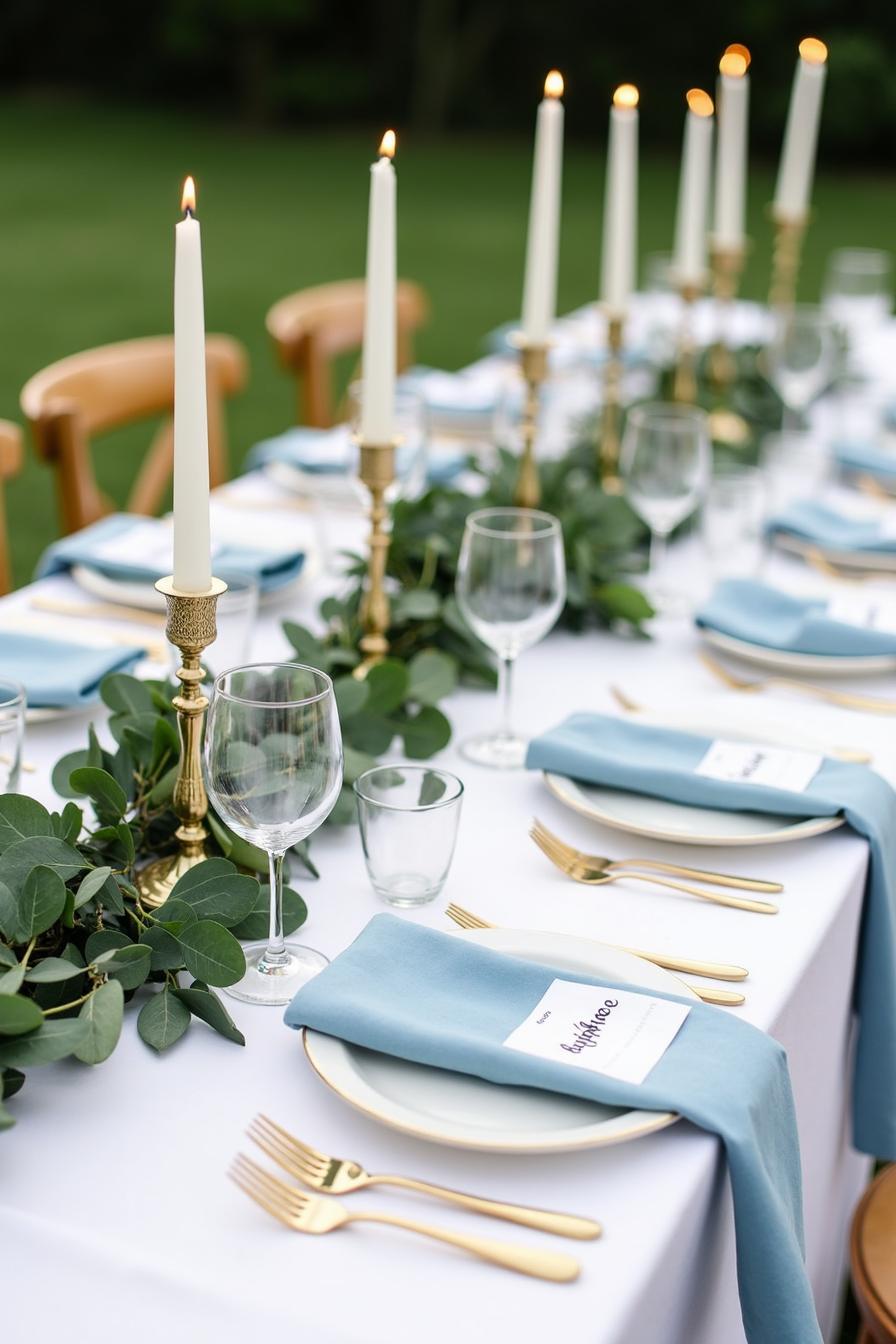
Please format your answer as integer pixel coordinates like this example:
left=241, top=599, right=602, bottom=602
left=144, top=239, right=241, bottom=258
left=768, top=499, right=896, bottom=554
left=696, top=578, right=896, bottom=656
left=526, top=713, right=896, bottom=1165
left=36, top=514, right=305, bottom=594
left=245, top=424, right=467, bottom=485
left=834, top=439, right=896, bottom=486
left=286, top=913, right=819, bottom=1344
left=0, top=630, right=144, bottom=706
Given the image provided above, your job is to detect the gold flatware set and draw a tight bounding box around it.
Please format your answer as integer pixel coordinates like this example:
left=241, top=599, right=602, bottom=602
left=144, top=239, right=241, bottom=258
left=700, top=649, right=896, bottom=715
left=230, top=1116, right=596, bottom=1282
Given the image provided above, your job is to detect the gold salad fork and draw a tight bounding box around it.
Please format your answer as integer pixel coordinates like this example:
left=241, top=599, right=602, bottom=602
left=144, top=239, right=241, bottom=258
left=446, top=904, right=746, bottom=1006
left=530, top=821, right=778, bottom=916
left=247, top=1114, right=600, bottom=1239
left=531, top=816, right=781, bottom=894
left=230, top=1154, right=582, bottom=1282
left=700, top=649, right=896, bottom=715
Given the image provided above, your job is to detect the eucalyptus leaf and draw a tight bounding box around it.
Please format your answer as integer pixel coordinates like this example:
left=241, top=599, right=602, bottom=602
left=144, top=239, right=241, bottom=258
left=25, top=957, right=89, bottom=984
left=333, top=675, right=368, bottom=720
left=150, top=897, right=198, bottom=929
left=100, top=673, right=155, bottom=716
left=0, top=966, right=24, bottom=994
left=90, top=943, right=152, bottom=991
left=51, top=749, right=91, bottom=799
left=0, top=993, right=43, bottom=1037
left=363, top=660, right=409, bottom=715
left=2, top=1066, right=24, bottom=1099
left=74, top=865, right=114, bottom=910
left=0, top=1098, right=12, bottom=1129
left=407, top=650, right=457, bottom=706
left=169, top=859, right=258, bottom=927
left=0, top=944, right=16, bottom=966
left=0, top=836, right=86, bottom=896
left=139, top=925, right=184, bottom=972
left=68, top=767, right=128, bottom=822
left=137, top=989, right=190, bottom=1052
left=174, top=985, right=245, bottom=1046
left=0, top=1018, right=87, bottom=1067
left=230, top=884, right=307, bottom=942
left=282, top=622, right=330, bottom=671
left=84, top=929, right=130, bottom=962
left=14, top=866, right=68, bottom=941
left=0, top=796, right=54, bottom=854
left=59, top=801, right=83, bottom=845
left=398, top=705, right=452, bottom=760
left=206, top=810, right=268, bottom=875
left=75, top=980, right=124, bottom=1065
left=326, top=785, right=357, bottom=827
left=177, top=922, right=245, bottom=987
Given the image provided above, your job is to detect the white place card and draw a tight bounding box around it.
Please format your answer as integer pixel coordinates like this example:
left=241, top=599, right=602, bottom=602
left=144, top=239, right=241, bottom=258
left=695, top=738, right=822, bottom=793
left=502, top=978, right=690, bottom=1085
left=827, top=592, right=896, bottom=636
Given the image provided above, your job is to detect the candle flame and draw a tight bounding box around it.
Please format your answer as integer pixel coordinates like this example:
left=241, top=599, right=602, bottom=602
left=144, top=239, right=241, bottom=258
left=613, top=83, right=639, bottom=109
left=719, top=51, right=748, bottom=78
left=799, top=37, right=827, bottom=65
left=378, top=129, right=396, bottom=159
left=544, top=70, right=564, bottom=99
left=686, top=88, right=714, bottom=117
left=724, top=42, right=751, bottom=69
left=181, top=176, right=196, bottom=215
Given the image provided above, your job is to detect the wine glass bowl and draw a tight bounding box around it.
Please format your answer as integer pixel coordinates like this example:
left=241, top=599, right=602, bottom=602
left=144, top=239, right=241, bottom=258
left=765, top=304, right=835, bottom=427
left=205, top=662, right=343, bottom=1005
left=455, top=507, right=565, bottom=769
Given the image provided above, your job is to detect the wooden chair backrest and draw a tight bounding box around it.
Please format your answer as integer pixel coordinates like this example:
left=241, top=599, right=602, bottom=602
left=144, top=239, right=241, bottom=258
left=851, top=1164, right=896, bottom=1343
left=0, top=419, right=23, bottom=593
left=20, top=334, right=248, bottom=535
left=266, top=278, right=430, bottom=427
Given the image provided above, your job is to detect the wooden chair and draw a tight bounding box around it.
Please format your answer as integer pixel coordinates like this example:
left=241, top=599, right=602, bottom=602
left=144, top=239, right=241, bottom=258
left=851, top=1164, right=896, bottom=1343
left=21, top=334, right=248, bottom=535
left=0, top=420, right=23, bottom=594
left=266, top=278, right=430, bottom=428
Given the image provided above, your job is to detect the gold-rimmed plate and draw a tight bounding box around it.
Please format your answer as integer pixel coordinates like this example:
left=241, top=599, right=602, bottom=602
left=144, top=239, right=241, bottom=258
left=544, top=772, right=844, bottom=847
left=302, top=927, right=695, bottom=1154
left=700, top=627, right=896, bottom=677
left=774, top=530, right=896, bottom=574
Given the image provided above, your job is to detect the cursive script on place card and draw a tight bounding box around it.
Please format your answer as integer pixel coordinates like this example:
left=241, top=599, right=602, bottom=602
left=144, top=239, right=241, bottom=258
left=502, top=978, right=690, bottom=1085
left=695, top=739, right=822, bottom=793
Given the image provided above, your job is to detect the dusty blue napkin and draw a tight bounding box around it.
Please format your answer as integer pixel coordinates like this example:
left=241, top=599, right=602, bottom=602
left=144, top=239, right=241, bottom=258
left=286, top=913, right=819, bottom=1344
left=0, top=630, right=144, bottom=707
left=526, top=713, right=896, bottom=1164
left=36, top=514, right=305, bottom=594
left=768, top=499, right=896, bottom=553
left=696, top=578, right=896, bottom=656
left=245, top=425, right=466, bottom=485
left=835, top=439, right=896, bottom=486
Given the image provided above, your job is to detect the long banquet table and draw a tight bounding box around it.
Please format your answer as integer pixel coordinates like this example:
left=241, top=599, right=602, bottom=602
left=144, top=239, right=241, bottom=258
left=3, top=307, right=892, bottom=1342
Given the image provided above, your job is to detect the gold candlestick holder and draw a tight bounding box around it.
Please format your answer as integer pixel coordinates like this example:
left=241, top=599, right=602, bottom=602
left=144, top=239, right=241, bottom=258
left=672, top=283, right=702, bottom=404
left=706, top=243, right=752, bottom=448
left=510, top=337, right=549, bottom=509
left=356, top=439, right=397, bottom=669
left=599, top=313, right=625, bottom=493
left=136, top=575, right=227, bottom=910
left=768, top=210, right=808, bottom=311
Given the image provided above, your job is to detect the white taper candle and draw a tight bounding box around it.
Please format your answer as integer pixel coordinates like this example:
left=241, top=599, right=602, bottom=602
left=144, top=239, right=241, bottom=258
left=774, top=38, right=828, bottom=221
left=672, top=89, right=715, bottom=289
left=360, top=130, right=397, bottom=444
left=521, top=70, right=565, bottom=344
left=713, top=48, right=750, bottom=248
left=600, top=84, right=639, bottom=316
left=173, top=176, right=212, bottom=594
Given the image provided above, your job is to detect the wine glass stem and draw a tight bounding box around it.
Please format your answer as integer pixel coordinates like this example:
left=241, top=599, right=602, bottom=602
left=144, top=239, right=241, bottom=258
left=649, top=528, right=668, bottom=583
left=497, top=655, right=514, bottom=741
left=266, top=849, right=288, bottom=965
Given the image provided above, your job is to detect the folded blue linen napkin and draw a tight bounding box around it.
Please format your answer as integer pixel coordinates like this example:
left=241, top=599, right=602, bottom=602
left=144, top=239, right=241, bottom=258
left=286, top=913, right=819, bottom=1344
left=834, top=439, right=896, bottom=486
left=36, top=514, right=305, bottom=594
left=0, top=630, right=144, bottom=707
left=696, top=578, right=896, bottom=656
left=399, top=365, right=500, bottom=422
left=245, top=425, right=467, bottom=485
left=526, top=712, right=896, bottom=1166
left=768, top=499, right=896, bottom=554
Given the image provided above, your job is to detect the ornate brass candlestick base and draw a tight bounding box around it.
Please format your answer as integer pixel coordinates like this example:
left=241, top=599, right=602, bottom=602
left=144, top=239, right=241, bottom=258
left=511, top=338, right=549, bottom=509
left=357, top=440, right=397, bottom=670
left=136, top=575, right=227, bottom=910
left=672, top=284, right=702, bottom=404
left=707, top=243, right=752, bottom=448
left=600, top=313, right=625, bottom=493
left=768, top=210, right=808, bottom=311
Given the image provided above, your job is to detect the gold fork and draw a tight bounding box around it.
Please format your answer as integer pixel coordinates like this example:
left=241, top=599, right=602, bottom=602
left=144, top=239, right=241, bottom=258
left=532, top=816, right=782, bottom=894
left=230, top=1154, right=581, bottom=1282
left=530, top=823, right=778, bottom=916
left=446, top=902, right=747, bottom=983
left=700, top=648, right=896, bottom=715
left=248, top=1114, right=600, bottom=1239
left=446, top=904, right=746, bottom=1006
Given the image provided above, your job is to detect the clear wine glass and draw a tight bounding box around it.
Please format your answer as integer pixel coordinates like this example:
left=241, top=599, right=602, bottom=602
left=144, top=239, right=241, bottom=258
left=204, top=662, right=343, bottom=1006
left=620, top=402, right=710, bottom=611
left=822, top=248, right=893, bottom=374
left=455, top=507, right=565, bottom=769
left=766, top=304, right=836, bottom=429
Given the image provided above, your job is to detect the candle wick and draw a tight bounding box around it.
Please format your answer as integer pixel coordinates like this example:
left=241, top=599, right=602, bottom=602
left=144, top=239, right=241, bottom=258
left=183, top=207, right=193, bottom=219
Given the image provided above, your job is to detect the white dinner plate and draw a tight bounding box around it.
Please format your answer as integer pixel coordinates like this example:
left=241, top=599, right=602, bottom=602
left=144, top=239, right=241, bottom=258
left=265, top=461, right=365, bottom=509
left=543, top=773, right=843, bottom=847
left=26, top=703, right=97, bottom=724
left=70, top=560, right=313, bottom=612
left=700, top=627, right=896, bottom=677
left=303, top=927, right=696, bottom=1154
left=774, top=530, right=896, bottom=574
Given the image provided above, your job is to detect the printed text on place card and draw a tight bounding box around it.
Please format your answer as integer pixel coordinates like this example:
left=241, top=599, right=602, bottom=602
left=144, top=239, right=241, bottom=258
left=695, top=739, right=822, bottom=792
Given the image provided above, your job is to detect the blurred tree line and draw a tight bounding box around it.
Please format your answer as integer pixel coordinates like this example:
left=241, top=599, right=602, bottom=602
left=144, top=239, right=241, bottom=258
left=1, top=0, right=893, bottom=160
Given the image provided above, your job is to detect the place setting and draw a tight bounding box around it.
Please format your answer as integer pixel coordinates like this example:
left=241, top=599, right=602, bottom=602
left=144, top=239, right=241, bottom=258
left=3, top=16, right=896, bottom=1344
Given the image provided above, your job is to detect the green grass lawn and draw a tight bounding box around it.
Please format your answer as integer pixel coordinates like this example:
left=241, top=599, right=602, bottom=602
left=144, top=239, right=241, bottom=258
left=1, top=95, right=895, bottom=586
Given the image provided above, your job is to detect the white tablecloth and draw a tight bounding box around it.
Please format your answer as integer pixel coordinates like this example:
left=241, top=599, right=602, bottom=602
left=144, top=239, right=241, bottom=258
left=3, top=331, right=894, bottom=1341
